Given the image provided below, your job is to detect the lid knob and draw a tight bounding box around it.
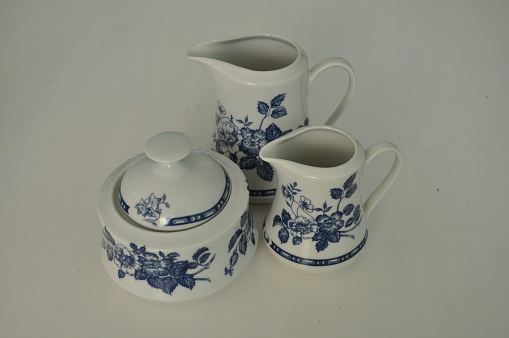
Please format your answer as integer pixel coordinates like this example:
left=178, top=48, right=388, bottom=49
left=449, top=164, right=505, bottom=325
left=145, top=132, right=193, bottom=163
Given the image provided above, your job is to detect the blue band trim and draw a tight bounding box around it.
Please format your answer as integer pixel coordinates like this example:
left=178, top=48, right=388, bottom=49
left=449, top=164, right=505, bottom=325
left=119, top=193, right=130, bottom=214
left=249, top=189, right=276, bottom=197
left=266, top=231, right=368, bottom=267
left=162, top=170, right=231, bottom=226
left=119, top=170, right=230, bottom=227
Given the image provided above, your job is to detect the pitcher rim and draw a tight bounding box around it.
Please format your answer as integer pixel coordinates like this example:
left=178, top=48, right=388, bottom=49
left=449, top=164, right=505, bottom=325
left=186, top=33, right=306, bottom=75
left=259, top=125, right=363, bottom=176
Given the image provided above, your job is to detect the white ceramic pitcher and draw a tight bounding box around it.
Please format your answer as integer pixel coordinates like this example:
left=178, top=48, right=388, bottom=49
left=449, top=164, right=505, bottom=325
left=187, top=34, right=355, bottom=203
left=259, top=126, right=401, bottom=275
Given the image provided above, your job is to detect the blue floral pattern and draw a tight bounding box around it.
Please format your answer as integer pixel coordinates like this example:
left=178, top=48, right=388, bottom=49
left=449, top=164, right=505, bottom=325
left=101, top=227, right=215, bottom=295
left=225, top=211, right=256, bottom=276
left=213, top=94, right=308, bottom=183
left=134, top=193, right=170, bottom=226
left=272, top=172, right=362, bottom=253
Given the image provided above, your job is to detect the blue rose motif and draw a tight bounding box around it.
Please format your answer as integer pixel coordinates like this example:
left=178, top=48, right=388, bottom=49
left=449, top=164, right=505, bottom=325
left=101, top=227, right=215, bottom=296
left=288, top=216, right=316, bottom=235
left=137, top=251, right=169, bottom=279
left=215, top=119, right=239, bottom=154
left=316, top=212, right=344, bottom=233
left=213, top=95, right=299, bottom=184
left=239, top=127, right=267, bottom=156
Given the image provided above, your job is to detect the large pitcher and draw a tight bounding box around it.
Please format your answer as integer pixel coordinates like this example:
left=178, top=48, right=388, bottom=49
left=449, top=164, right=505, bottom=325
left=187, top=34, right=355, bottom=203
left=259, top=126, right=401, bottom=275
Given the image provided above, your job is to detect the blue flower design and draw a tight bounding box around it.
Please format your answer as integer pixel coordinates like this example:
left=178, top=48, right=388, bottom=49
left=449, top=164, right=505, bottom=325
left=272, top=172, right=362, bottom=252
left=134, top=193, right=170, bottom=226
left=239, top=127, right=267, bottom=156
left=213, top=95, right=309, bottom=185
left=215, top=117, right=240, bottom=155
left=101, top=227, right=215, bottom=295
left=299, top=196, right=314, bottom=213
left=114, top=244, right=138, bottom=278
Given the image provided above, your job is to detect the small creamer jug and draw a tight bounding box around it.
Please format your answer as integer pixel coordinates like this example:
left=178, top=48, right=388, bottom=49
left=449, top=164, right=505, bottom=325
left=259, top=126, right=401, bottom=275
left=187, top=34, right=355, bottom=203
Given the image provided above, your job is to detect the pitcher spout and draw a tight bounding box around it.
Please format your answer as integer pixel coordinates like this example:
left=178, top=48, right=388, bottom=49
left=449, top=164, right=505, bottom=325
left=187, top=34, right=304, bottom=83
left=260, top=126, right=361, bottom=179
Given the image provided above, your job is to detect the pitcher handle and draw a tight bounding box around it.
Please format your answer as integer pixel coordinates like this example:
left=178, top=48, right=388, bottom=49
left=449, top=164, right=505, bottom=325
left=362, top=141, right=402, bottom=217
left=308, top=57, right=356, bottom=126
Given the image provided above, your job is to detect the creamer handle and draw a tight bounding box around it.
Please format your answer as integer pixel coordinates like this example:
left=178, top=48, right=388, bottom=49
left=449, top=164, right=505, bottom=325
left=363, top=141, right=402, bottom=217
left=308, top=57, right=356, bottom=126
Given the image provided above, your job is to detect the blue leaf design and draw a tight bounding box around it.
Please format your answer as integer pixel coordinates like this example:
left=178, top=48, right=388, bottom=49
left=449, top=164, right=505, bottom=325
left=330, top=188, right=343, bottom=200
left=344, top=172, right=357, bottom=190
left=239, top=155, right=258, bottom=170
left=257, top=160, right=274, bottom=181
left=147, top=277, right=164, bottom=289
left=134, top=269, right=148, bottom=281
left=169, top=261, right=189, bottom=278
left=118, top=270, right=125, bottom=278
left=228, top=229, right=243, bottom=252
left=345, top=183, right=358, bottom=198
left=270, top=93, right=286, bottom=107
left=278, top=228, right=290, bottom=244
left=273, top=214, right=282, bottom=227
left=281, top=208, right=291, bottom=226
left=257, top=101, right=269, bottom=115
left=343, top=204, right=354, bottom=215
left=229, top=153, right=238, bottom=163
left=102, top=227, right=116, bottom=246
left=238, top=234, right=248, bottom=255
left=271, top=106, right=287, bottom=119
left=162, top=277, right=179, bottom=295
left=316, top=239, right=329, bottom=252
left=328, top=232, right=341, bottom=243
left=265, top=122, right=283, bottom=142
left=106, top=247, right=114, bottom=261
left=292, top=236, right=302, bottom=245
left=230, top=252, right=239, bottom=267
left=178, top=275, right=196, bottom=290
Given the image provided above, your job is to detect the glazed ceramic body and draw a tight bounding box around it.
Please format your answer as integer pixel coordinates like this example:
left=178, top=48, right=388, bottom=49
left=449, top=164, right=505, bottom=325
left=187, top=34, right=355, bottom=203
left=98, top=151, right=258, bottom=301
left=259, top=126, right=401, bottom=275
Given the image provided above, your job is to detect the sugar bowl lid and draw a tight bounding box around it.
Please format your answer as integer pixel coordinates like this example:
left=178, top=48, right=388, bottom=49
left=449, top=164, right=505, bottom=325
left=119, top=132, right=230, bottom=231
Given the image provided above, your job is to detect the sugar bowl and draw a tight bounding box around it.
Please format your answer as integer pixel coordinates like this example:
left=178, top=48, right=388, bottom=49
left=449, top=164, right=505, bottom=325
left=97, top=132, right=258, bottom=301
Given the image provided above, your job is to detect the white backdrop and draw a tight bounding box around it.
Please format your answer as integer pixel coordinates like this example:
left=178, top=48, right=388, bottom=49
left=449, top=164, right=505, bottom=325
left=1, top=1, right=508, bottom=337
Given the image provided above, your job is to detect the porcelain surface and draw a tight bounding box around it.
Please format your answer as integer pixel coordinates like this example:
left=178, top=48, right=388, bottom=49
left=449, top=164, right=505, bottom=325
left=187, top=34, right=355, bottom=203
left=260, top=126, right=401, bottom=275
left=98, top=151, right=258, bottom=301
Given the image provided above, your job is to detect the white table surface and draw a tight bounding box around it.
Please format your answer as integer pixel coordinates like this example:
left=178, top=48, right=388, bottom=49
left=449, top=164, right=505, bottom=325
left=1, top=1, right=508, bottom=337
